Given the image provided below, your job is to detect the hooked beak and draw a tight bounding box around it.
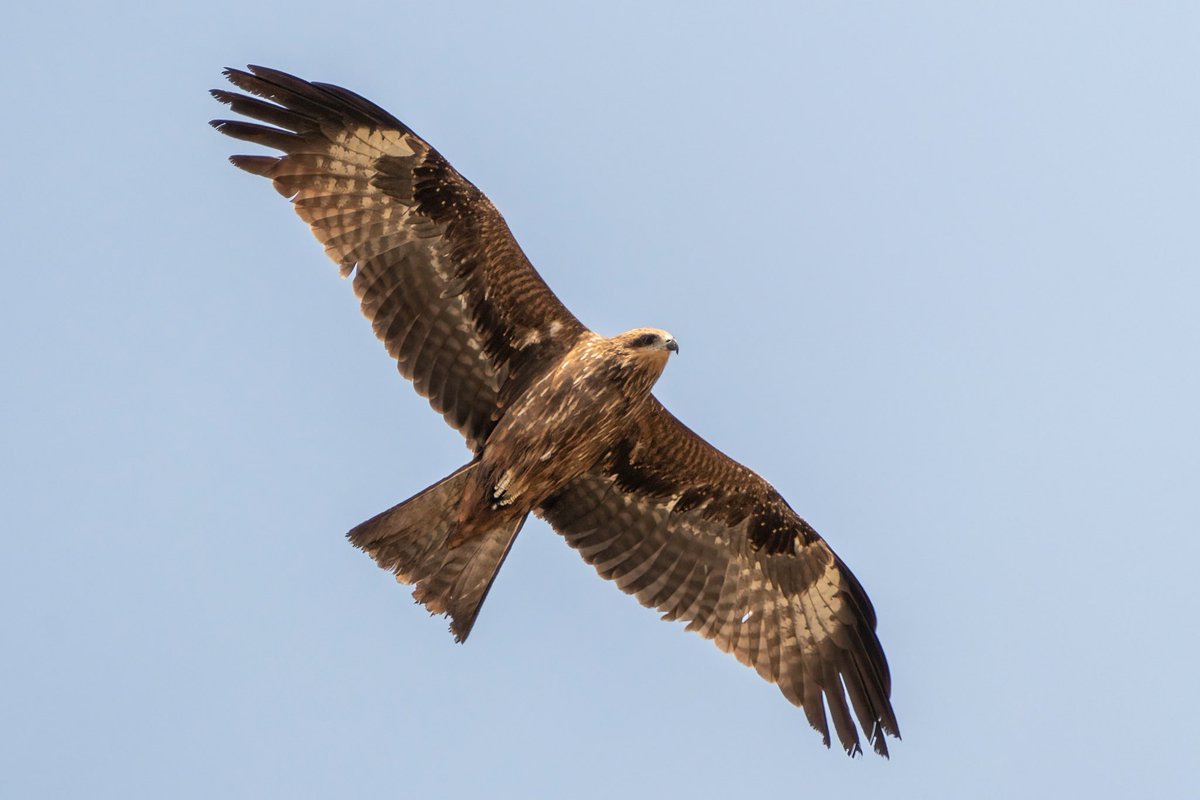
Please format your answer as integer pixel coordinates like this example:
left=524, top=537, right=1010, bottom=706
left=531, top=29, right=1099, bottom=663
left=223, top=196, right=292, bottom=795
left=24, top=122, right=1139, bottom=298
left=666, top=338, right=679, bottom=354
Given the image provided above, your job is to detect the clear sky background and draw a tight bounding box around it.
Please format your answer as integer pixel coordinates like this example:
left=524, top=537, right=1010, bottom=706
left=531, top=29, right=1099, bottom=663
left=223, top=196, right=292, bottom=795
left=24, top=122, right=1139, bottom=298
left=3, top=2, right=1198, bottom=798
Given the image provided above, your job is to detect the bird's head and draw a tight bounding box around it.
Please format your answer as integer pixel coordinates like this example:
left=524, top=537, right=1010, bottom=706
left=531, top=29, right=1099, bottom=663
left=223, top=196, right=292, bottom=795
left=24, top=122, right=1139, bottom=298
left=612, top=327, right=679, bottom=374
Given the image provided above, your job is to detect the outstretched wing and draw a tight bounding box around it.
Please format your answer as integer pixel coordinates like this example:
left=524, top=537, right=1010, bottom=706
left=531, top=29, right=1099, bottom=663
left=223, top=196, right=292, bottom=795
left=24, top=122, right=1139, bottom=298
left=538, top=398, right=899, bottom=756
left=211, top=66, right=587, bottom=449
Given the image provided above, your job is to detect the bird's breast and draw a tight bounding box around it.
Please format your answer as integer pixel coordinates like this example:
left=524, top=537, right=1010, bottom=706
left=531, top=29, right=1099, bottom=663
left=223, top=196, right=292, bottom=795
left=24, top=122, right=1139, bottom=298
left=475, top=353, right=649, bottom=511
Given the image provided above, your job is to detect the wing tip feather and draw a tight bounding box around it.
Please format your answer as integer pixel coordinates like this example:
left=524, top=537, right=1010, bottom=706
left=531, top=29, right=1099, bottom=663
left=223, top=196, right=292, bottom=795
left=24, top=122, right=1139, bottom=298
left=227, top=154, right=278, bottom=177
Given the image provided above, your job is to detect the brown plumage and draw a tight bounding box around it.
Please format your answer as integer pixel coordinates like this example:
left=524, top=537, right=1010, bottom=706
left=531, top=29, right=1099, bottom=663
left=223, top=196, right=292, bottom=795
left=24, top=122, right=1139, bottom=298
left=211, top=66, right=900, bottom=757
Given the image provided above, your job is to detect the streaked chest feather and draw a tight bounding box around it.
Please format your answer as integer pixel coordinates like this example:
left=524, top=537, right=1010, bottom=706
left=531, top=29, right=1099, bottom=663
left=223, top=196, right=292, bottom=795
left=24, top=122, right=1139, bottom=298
left=479, top=339, right=660, bottom=508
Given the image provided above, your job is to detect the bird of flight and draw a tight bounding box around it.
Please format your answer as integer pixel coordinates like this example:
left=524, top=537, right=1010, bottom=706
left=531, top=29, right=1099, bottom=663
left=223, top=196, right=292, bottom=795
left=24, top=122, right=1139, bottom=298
left=211, top=65, right=899, bottom=757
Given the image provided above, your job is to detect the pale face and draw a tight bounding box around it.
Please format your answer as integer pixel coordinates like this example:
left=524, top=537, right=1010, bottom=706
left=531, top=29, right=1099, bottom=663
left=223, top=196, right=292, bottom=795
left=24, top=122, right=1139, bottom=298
left=610, top=328, right=679, bottom=386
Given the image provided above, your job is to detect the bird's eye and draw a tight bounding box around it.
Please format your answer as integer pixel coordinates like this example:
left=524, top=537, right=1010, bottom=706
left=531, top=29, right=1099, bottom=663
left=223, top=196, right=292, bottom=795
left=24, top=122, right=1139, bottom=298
left=631, top=333, right=659, bottom=348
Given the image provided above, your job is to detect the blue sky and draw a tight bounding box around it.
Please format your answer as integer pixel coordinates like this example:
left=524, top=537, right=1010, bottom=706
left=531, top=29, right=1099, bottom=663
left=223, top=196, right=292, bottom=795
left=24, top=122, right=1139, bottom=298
left=4, top=2, right=1198, bottom=797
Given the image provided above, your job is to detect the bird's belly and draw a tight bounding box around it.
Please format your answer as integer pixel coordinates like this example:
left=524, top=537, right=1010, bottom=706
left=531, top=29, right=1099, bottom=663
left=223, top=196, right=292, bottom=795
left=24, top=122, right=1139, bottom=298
left=479, top=381, right=634, bottom=510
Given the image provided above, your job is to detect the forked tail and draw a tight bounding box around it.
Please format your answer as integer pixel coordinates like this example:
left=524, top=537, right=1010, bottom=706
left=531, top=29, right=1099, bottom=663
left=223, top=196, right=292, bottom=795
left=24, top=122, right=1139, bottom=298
left=347, top=463, right=526, bottom=642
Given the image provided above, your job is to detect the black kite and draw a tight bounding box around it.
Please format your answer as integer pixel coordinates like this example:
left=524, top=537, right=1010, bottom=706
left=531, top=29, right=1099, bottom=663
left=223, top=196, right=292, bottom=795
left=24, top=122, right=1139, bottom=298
left=212, top=66, right=899, bottom=756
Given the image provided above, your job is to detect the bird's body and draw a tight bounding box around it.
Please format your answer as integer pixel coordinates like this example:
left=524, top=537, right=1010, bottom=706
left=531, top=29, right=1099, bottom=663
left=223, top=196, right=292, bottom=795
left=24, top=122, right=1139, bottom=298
left=212, top=66, right=900, bottom=756
left=455, top=328, right=675, bottom=545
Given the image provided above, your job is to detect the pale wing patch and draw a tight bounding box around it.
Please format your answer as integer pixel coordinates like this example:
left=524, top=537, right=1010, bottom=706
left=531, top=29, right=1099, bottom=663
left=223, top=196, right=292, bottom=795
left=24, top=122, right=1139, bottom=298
left=333, top=126, right=418, bottom=161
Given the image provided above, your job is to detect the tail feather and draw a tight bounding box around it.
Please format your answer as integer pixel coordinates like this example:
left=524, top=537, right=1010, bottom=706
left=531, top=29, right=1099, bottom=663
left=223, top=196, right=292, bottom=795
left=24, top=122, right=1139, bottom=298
left=347, top=463, right=526, bottom=642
